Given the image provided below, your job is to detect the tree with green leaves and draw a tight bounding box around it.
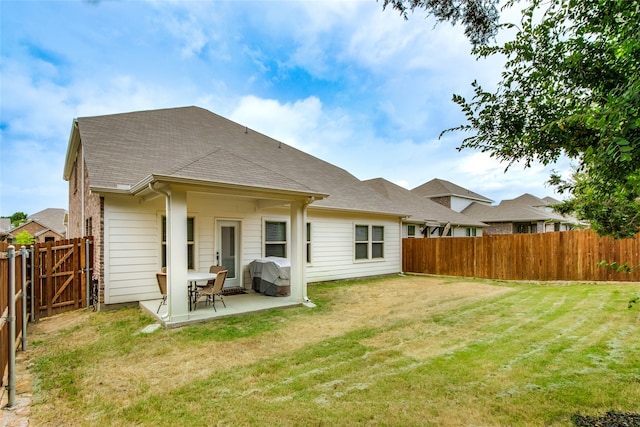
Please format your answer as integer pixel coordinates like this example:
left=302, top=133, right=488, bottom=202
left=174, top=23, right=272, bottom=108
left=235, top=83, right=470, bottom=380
left=382, top=0, right=501, bottom=46
left=9, top=211, right=28, bottom=228
left=383, top=0, right=640, bottom=239
left=14, top=230, right=35, bottom=245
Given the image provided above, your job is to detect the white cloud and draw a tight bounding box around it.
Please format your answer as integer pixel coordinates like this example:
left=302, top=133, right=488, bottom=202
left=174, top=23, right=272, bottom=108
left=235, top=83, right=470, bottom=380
left=1, top=59, right=74, bottom=141
left=394, top=179, right=410, bottom=189
left=229, top=96, right=323, bottom=151
left=0, top=0, right=574, bottom=217
left=166, top=15, right=208, bottom=58
left=228, top=95, right=359, bottom=163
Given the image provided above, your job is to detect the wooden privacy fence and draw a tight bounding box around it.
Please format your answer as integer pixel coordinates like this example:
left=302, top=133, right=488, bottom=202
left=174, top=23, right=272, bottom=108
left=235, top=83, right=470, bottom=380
left=403, top=229, right=640, bottom=282
left=0, top=246, right=27, bottom=399
left=0, top=237, right=93, bottom=406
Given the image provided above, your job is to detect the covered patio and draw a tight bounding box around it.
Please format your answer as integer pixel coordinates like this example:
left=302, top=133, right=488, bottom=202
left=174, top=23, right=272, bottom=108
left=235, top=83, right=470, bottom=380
left=140, top=290, right=308, bottom=328
left=132, top=175, right=326, bottom=326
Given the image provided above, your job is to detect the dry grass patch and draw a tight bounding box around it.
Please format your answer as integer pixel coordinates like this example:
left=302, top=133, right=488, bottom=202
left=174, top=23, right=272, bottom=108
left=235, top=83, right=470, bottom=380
left=24, top=274, right=640, bottom=426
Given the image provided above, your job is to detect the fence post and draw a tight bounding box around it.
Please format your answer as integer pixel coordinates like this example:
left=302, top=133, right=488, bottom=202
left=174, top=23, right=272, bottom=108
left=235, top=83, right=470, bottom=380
left=20, top=246, right=28, bottom=351
left=29, top=245, right=34, bottom=322
left=45, top=243, right=53, bottom=318
left=5, top=245, right=16, bottom=408
left=85, top=238, right=90, bottom=307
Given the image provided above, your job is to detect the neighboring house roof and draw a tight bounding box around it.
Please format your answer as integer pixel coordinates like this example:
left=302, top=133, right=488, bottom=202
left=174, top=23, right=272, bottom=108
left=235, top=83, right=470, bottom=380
left=462, top=193, right=573, bottom=223
left=64, top=106, right=407, bottom=217
left=28, top=208, right=67, bottom=235
left=541, top=196, right=586, bottom=226
left=9, top=219, right=61, bottom=238
left=542, top=196, right=562, bottom=206
left=411, top=178, right=493, bottom=204
left=503, top=193, right=549, bottom=209
left=364, top=178, right=487, bottom=227
left=0, top=218, right=11, bottom=235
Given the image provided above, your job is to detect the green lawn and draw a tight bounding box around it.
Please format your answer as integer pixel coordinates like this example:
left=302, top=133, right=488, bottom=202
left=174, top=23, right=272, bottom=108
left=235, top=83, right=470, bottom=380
left=27, top=275, right=640, bottom=426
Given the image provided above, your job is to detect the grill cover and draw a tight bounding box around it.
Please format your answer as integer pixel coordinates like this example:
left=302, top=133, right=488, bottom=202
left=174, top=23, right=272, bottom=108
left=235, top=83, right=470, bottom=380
left=248, top=257, right=291, bottom=297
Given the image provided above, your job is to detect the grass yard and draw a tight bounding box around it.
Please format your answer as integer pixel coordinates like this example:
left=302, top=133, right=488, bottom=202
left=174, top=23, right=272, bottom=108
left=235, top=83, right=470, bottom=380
left=26, top=275, right=640, bottom=426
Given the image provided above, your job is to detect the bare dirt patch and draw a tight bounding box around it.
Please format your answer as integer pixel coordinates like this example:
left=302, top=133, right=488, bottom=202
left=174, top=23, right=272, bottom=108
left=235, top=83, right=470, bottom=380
left=29, top=308, right=91, bottom=336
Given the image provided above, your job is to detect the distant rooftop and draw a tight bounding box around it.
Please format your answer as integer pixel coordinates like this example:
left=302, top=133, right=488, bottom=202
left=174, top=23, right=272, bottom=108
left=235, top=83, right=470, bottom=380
left=411, top=178, right=493, bottom=204
left=27, top=208, right=67, bottom=234
left=364, top=178, right=487, bottom=227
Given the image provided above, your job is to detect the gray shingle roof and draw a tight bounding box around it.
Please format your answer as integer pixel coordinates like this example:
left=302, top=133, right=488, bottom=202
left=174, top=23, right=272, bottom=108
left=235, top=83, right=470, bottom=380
left=0, top=218, right=11, bottom=234
left=542, top=196, right=562, bottom=205
left=462, top=193, right=571, bottom=223
left=364, top=178, right=487, bottom=227
left=501, top=193, right=548, bottom=208
left=74, top=106, right=406, bottom=216
left=411, top=178, right=493, bottom=203
left=27, top=208, right=67, bottom=234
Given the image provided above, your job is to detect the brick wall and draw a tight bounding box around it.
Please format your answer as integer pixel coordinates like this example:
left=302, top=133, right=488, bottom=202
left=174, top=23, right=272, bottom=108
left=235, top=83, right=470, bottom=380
left=35, top=230, right=64, bottom=243
left=67, top=142, right=104, bottom=305
left=12, top=221, right=46, bottom=238
left=484, top=222, right=513, bottom=235
left=430, top=196, right=451, bottom=209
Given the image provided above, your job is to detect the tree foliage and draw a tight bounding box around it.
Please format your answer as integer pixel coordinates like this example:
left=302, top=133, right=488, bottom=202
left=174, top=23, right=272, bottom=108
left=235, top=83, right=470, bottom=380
left=14, top=230, right=35, bottom=245
left=381, top=0, right=500, bottom=46
left=385, top=0, right=640, bottom=238
left=9, top=211, right=28, bottom=227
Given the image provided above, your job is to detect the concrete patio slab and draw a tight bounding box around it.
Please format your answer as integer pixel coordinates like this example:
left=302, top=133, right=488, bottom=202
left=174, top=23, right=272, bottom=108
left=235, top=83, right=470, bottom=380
left=139, top=290, right=304, bottom=328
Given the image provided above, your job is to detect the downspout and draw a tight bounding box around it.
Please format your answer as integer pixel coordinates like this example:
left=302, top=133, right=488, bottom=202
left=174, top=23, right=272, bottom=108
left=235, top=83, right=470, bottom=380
left=302, top=196, right=313, bottom=304
left=149, top=182, right=172, bottom=257
left=149, top=182, right=171, bottom=204
left=400, top=217, right=407, bottom=274
left=80, top=123, right=85, bottom=236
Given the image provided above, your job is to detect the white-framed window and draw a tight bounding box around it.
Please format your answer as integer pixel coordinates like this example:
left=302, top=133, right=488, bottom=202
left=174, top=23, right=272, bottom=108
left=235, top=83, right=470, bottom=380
left=515, top=223, right=536, bottom=234
left=432, top=226, right=452, bottom=237
left=162, top=216, right=195, bottom=269
left=306, top=222, right=311, bottom=263
left=355, top=224, right=385, bottom=260
left=355, top=225, right=369, bottom=260
left=407, top=224, right=416, bottom=238
left=265, top=220, right=287, bottom=257
left=85, top=217, right=93, bottom=237
left=466, top=228, right=477, bottom=237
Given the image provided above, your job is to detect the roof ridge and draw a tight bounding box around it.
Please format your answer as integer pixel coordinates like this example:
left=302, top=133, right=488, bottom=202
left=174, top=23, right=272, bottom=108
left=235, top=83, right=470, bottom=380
left=168, top=146, right=224, bottom=175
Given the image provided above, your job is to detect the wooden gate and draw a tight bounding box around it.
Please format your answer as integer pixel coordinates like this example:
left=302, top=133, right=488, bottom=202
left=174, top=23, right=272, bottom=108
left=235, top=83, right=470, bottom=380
left=33, top=237, right=94, bottom=320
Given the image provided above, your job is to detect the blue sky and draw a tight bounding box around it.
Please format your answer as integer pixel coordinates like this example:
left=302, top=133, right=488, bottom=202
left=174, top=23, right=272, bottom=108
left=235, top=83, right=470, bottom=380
left=0, top=0, right=572, bottom=217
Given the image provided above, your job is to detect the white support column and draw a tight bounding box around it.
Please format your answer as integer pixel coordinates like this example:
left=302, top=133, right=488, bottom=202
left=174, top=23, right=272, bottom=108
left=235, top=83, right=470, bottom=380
left=166, top=188, right=189, bottom=322
left=289, top=199, right=306, bottom=303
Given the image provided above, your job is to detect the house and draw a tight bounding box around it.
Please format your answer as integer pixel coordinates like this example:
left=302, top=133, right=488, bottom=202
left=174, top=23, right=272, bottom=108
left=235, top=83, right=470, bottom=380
left=2, top=208, right=67, bottom=243
left=63, top=106, right=408, bottom=324
left=411, top=178, right=579, bottom=235
left=411, top=178, right=493, bottom=212
left=462, top=193, right=578, bottom=234
left=364, top=178, right=487, bottom=237
left=0, top=218, right=11, bottom=242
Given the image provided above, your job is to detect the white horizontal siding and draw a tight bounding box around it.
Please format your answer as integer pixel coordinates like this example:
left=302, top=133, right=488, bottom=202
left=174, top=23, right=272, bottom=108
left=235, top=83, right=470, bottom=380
left=103, top=193, right=403, bottom=305
left=451, top=197, right=473, bottom=212
left=306, top=210, right=401, bottom=283
left=104, top=196, right=164, bottom=304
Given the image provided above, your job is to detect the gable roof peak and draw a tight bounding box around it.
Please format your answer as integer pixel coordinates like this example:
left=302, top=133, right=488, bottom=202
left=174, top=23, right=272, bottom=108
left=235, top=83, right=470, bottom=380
left=365, top=177, right=487, bottom=227
left=410, top=178, right=492, bottom=203
left=500, top=193, right=548, bottom=207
